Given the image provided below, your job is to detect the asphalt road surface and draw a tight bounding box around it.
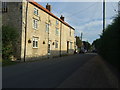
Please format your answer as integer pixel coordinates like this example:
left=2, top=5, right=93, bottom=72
left=2, top=53, right=119, bottom=88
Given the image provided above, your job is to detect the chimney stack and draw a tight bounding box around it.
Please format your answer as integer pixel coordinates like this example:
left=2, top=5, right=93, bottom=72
left=46, top=3, right=51, bottom=12
left=60, top=15, right=65, bottom=21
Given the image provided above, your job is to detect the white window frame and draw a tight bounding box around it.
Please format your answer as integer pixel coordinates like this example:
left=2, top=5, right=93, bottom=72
left=33, top=19, right=38, bottom=30
left=56, top=20, right=59, bottom=25
left=70, top=28, right=72, bottom=36
left=70, top=42, right=72, bottom=49
left=33, top=37, right=39, bottom=48
left=55, top=28, right=59, bottom=35
left=34, top=8, right=38, bottom=16
left=46, top=24, right=49, bottom=32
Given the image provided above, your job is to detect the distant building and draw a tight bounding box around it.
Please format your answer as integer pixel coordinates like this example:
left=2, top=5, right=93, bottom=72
left=2, top=0, right=75, bottom=61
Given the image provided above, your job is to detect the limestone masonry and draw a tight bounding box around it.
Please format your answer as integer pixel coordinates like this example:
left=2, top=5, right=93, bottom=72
left=2, top=1, right=75, bottom=61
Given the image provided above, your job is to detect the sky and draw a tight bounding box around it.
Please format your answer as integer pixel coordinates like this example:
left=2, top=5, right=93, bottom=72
left=37, top=1, right=119, bottom=44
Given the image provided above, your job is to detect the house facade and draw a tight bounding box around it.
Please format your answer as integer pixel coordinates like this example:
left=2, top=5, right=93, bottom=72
left=2, top=0, right=75, bottom=61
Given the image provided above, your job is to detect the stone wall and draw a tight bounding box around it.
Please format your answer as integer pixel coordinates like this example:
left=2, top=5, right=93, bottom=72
left=2, top=2, right=75, bottom=61
left=2, top=2, right=22, bottom=60
left=22, top=2, right=75, bottom=60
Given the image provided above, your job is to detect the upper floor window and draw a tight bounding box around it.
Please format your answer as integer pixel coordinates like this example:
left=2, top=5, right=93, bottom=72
left=55, top=28, right=59, bottom=35
left=46, top=24, right=49, bottom=32
left=33, top=37, right=38, bottom=48
left=2, top=2, right=7, bottom=13
left=70, top=28, right=72, bottom=36
left=33, top=19, right=38, bottom=29
left=56, top=20, right=59, bottom=25
left=34, top=8, right=38, bottom=16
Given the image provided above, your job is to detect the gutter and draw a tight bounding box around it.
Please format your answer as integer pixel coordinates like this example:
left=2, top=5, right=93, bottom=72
left=60, top=22, right=62, bottom=57
left=23, top=1, right=28, bottom=62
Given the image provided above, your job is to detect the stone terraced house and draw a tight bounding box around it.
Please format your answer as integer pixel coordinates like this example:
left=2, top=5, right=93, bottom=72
left=2, top=0, right=75, bottom=61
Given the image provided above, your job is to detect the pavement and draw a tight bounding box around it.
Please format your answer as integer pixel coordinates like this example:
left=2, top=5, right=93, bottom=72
left=2, top=53, right=119, bottom=88
left=58, top=55, right=119, bottom=88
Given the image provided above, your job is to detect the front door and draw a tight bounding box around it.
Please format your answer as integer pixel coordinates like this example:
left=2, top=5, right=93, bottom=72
left=67, top=41, right=69, bottom=53
left=48, top=43, right=50, bottom=55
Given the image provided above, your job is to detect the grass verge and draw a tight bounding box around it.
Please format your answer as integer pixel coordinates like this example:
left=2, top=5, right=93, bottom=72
left=2, top=59, right=19, bottom=67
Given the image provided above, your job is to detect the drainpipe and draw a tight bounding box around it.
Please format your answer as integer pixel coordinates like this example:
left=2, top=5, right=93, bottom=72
left=48, top=15, right=50, bottom=59
left=60, top=22, right=62, bottom=57
left=24, top=1, right=28, bottom=62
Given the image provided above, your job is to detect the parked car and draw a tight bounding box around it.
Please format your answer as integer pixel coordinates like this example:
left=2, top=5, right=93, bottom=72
left=92, top=49, right=97, bottom=53
left=84, top=50, right=87, bottom=53
left=79, top=48, right=85, bottom=54
left=79, top=50, right=84, bottom=53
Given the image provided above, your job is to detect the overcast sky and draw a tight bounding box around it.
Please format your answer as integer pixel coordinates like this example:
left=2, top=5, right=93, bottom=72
left=37, top=1, right=118, bottom=44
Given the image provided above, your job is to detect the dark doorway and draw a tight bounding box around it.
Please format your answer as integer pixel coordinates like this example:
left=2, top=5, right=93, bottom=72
left=48, top=43, right=50, bottom=55
left=67, top=41, right=69, bottom=53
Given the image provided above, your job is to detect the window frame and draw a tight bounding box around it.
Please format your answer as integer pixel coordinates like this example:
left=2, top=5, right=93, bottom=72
left=70, top=28, right=72, bottom=36
left=55, top=41, right=58, bottom=48
left=70, top=42, right=73, bottom=49
left=46, top=24, right=49, bottom=32
left=55, top=27, right=59, bottom=35
left=2, top=2, right=7, bottom=13
left=33, top=19, right=38, bottom=30
left=33, top=37, right=39, bottom=48
left=56, top=20, right=59, bottom=25
left=34, top=8, right=38, bottom=16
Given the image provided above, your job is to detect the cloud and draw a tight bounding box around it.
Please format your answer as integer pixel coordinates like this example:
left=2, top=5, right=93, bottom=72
left=74, top=18, right=113, bottom=44
left=38, top=2, right=116, bottom=44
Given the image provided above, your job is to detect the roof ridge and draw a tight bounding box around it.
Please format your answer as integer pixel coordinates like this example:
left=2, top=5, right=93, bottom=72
left=27, top=0, right=75, bottom=30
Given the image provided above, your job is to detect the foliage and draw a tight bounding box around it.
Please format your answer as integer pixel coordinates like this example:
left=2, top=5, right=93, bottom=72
left=92, top=15, right=120, bottom=68
left=2, top=25, right=18, bottom=60
left=2, top=59, right=19, bottom=67
left=75, top=36, right=82, bottom=48
left=82, top=41, right=91, bottom=51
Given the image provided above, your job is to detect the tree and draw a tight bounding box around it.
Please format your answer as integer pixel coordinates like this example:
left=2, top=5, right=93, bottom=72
left=82, top=41, right=91, bottom=51
left=2, top=25, right=18, bottom=60
left=75, top=36, right=82, bottom=48
left=92, top=15, right=120, bottom=68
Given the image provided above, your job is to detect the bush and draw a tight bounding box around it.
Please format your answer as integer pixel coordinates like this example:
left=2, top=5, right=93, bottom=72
left=2, top=25, right=18, bottom=60
left=93, top=15, right=120, bottom=68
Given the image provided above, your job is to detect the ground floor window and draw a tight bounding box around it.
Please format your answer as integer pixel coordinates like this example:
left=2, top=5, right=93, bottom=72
left=55, top=41, right=58, bottom=48
left=70, top=42, right=73, bottom=49
left=33, top=37, right=38, bottom=48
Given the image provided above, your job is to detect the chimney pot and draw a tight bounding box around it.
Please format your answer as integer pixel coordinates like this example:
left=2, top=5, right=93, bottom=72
left=60, top=15, right=65, bottom=21
left=46, top=3, right=51, bottom=12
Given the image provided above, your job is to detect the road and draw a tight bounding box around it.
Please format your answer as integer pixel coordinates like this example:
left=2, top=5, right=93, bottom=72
left=2, top=53, right=119, bottom=88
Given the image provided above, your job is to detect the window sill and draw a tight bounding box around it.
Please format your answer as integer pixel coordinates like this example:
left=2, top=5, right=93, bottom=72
left=33, top=47, right=38, bottom=49
left=33, top=28, right=38, bottom=30
left=55, top=34, right=59, bottom=36
left=34, top=14, right=39, bottom=17
left=33, top=16, right=40, bottom=21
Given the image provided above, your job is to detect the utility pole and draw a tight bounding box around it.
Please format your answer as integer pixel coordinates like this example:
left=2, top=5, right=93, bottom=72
left=80, top=32, right=83, bottom=51
left=80, top=32, right=83, bottom=41
left=103, top=0, right=105, bottom=33
left=118, top=1, right=120, bottom=15
left=48, top=15, right=50, bottom=59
